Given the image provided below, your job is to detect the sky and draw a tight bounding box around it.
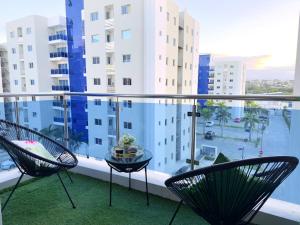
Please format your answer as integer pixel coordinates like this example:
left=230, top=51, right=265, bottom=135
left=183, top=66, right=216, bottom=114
left=0, top=0, right=299, bottom=79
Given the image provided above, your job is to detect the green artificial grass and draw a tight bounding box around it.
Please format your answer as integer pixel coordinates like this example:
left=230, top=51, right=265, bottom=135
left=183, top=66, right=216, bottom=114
left=0, top=173, right=209, bottom=225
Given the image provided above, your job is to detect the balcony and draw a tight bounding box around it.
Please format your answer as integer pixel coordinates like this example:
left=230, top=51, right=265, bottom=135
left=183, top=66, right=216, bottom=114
left=53, top=117, right=71, bottom=123
left=105, top=18, right=114, bottom=30
left=48, top=34, right=67, bottom=44
left=52, top=85, right=70, bottom=91
left=105, top=41, right=115, bottom=52
left=106, top=65, right=115, bottom=74
left=52, top=101, right=70, bottom=108
left=49, top=52, right=68, bottom=61
left=0, top=93, right=299, bottom=225
left=50, top=69, right=69, bottom=77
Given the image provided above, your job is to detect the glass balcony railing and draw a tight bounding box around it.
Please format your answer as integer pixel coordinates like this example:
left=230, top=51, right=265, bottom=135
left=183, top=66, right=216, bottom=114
left=52, top=85, right=70, bottom=91
left=53, top=117, right=71, bottom=123
left=48, top=34, right=67, bottom=41
left=0, top=93, right=299, bottom=208
left=52, top=101, right=70, bottom=107
left=49, top=52, right=68, bottom=58
left=50, top=69, right=69, bottom=75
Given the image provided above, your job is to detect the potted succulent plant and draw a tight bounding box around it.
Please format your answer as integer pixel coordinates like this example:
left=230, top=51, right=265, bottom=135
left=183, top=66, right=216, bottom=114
left=112, top=134, right=141, bottom=158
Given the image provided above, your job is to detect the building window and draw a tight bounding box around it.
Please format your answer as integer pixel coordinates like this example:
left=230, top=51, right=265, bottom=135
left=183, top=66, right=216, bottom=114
left=27, top=45, right=32, bottom=52
left=12, top=48, right=16, bottom=54
left=124, top=122, right=132, bottom=129
left=230, top=79, right=234, bottom=82
left=160, top=6, right=163, bottom=12
left=121, top=29, right=131, bottom=40
left=159, top=30, right=162, bottom=36
left=165, top=79, right=168, bottom=86
left=32, top=112, right=37, bottom=117
left=123, top=54, right=131, bottom=63
left=10, top=31, right=14, bottom=38
left=92, top=57, right=100, bottom=64
left=30, top=80, right=35, bottom=85
left=95, top=119, right=102, bottom=125
left=166, top=35, right=169, bottom=43
left=94, top=99, right=101, bottom=105
left=123, top=78, right=132, bottom=85
left=172, top=79, right=175, bottom=86
left=173, top=38, right=176, bottom=46
left=173, top=17, right=176, bottom=25
left=94, top=78, right=101, bottom=85
left=165, top=138, right=167, bottom=145
left=167, top=12, right=169, bottom=21
left=91, top=34, right=100, bottom=43
left=14, top=80, right=18, bottom=85
left=90, top=12, right=99, bottom=21
left=159, top=55, right=162, bottom=60
left=26, top=27, right=31, bottom=34
left=172, top=117, right=174, bottom=123
left=166, top=57, right=168, bottom=65
left=13, top=64, right=17, bottom=70
left=165, top=119, right=167, bottom=126
left=95, top=138, right=102, bottom=145
left=172, top=59, right=175, bottom=66
left=121, top=4, right=130, bottom=15
left=29, top=62, right=34, bottom=69
left=171, top=135, right=174, bottom=141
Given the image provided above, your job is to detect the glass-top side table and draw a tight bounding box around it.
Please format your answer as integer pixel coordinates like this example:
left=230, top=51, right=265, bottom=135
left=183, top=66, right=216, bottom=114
left=105, top=150, right=152, bottom=206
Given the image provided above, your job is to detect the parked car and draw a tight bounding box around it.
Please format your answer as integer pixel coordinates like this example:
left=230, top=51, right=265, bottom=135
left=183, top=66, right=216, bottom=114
left=205, top=121, right=214, bottom=127
left=0, top=159, right=15, bottom=170
left=205, top=131, right=215, bottom=140
left=234, top=118, right=241, bottom=123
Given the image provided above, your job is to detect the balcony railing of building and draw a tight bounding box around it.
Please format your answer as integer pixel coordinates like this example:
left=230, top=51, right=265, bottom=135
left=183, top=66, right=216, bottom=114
left=51, top=85, right=69, bottom=91
left=49, top=52, right=68, bottom=58
left=0, top=92, right=300, bottom=224
left=52, top=101, right=70, bottom=107
left=53, top=117, right=71, bottom=123
left=48, top=34, right=67, bottom=41
left=50, top=69, right=69, bottom=75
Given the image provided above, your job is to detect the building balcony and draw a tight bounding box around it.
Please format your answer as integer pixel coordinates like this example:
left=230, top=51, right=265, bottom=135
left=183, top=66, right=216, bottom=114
left=52, top=101, right=70, bottom=108
left=52, top=85, right=69, bottom=91
left=0, top=92, right=299, bottom=225
left=49, top=52, right=68, bottom=61
left=106, top=65, right=115, bottom=74
left=105, top=18, right=114, bottom=30
left=53, top=117, right=71, bottom=123
left=105, top=42, right=115, bottom=52
left=50, top=69, right=69, bottom=77
left=48, top=34, right=67, bottom=44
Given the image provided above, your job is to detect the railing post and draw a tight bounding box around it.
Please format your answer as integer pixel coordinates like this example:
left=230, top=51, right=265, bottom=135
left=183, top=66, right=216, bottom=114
left=14, top=97, right=20, bottom=125
left=190, top=99, right=197, bottom=170
left=116, top=97, right=120, bottom=143
left=63, top=94, right=69, bottom=148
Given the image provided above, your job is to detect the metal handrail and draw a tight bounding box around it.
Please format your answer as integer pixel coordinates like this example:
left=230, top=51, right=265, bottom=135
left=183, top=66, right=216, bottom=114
left=2, top=91, right=297, bottom=171
left=0, top=92, right=299, bottom=102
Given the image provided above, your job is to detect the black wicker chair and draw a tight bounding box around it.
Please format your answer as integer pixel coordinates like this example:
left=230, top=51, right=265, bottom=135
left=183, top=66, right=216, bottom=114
left=0, top=120, right=78, bottom=211
left=165, top=156, right=298, bottom=225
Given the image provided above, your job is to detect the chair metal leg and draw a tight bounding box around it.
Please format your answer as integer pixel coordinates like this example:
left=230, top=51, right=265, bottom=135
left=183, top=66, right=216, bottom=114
left=57, top=173, right=76, bottom=209
left=169, top=200, right=183, bottom=225
left=109, top=167, right=112, bottom=207
left=145, top=167, right=149, bottom=206
left=1, top=173, right=24, bottom=212
left=129, top=172, right=131, bottom=190
left=65, top=170, right=73, bottom=183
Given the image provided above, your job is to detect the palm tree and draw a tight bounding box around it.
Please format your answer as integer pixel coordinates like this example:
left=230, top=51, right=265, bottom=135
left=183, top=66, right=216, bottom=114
left=242, top=112, right=260, bottom=141
left=215, top=102, right=231, bottom=137
left=245, top=101, right=260, bottom=115
left=200, top=107, right=213, bottom=134
left=40, top=125, right=62, bottom=141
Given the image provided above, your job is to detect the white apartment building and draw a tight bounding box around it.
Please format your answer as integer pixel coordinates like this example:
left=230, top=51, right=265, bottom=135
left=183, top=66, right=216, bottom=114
left=6, top=15, right=70, bottom=131
left=208, top=56, right=246, bottom=118
left=84, top=0, right=199, bottom=174
left=0, top=44, right=10, bottom=120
